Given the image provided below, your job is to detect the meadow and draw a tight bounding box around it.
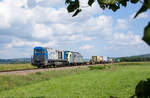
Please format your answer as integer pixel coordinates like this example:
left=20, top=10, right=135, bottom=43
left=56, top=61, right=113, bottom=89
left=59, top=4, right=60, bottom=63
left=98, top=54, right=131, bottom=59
left=0, top=63, right=35, bottom=71
left=0, top=62, right=150, bottom=98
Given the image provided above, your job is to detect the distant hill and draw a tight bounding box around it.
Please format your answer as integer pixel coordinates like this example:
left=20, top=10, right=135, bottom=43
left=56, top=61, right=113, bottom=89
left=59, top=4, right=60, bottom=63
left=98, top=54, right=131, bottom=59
left=0, top=58, right=31, bottom=64
left=130, top=54, right=150, bottom=58
left=119, top=54, right=150, bottom=62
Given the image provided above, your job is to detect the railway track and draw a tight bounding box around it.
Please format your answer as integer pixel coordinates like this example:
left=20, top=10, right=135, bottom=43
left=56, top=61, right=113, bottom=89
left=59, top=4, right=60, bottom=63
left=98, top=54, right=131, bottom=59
left=0, top=63, right=112, bottom=74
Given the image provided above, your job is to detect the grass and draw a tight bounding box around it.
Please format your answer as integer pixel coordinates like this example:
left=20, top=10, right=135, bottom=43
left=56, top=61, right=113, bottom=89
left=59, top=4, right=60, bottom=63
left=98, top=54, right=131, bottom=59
left=0, top=67, right=88, bottom=92
left=0, top=62, right=150, bottom=98
left=0, top=63, right=35, bottom=71
left=114, top=62, right=150, bottom=66
left=88, top=65, right=111, bottom=70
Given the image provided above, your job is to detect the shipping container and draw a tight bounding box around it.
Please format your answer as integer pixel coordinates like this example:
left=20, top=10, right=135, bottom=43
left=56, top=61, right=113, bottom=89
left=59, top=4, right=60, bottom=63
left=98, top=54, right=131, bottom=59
left=109, top=58, right=113, bottom=63
left=103, top=56, right=107, bottom=62
left=115, top=58, right=120, bottom=62
left=107, top=57, right=113, bottom=63
left=92, top=56, right=103, bottom=64
left=92, top=56, right=97, bottom=63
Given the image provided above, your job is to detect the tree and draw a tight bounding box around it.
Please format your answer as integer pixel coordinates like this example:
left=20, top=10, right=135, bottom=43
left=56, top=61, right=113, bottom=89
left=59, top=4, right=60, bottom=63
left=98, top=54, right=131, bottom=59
left=65, top=0, right=150, bottom=46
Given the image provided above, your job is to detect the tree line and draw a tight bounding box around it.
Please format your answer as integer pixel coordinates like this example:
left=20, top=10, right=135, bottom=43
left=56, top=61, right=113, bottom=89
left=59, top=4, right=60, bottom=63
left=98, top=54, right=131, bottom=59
left=120, top=57, right=150, bottom=62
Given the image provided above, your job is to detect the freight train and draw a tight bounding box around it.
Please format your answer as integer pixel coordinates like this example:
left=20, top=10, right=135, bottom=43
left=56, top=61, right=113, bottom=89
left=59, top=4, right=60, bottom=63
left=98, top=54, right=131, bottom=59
left=31, top=47, right=85, bottom=68
left=31, top=47, right=120, bottom=68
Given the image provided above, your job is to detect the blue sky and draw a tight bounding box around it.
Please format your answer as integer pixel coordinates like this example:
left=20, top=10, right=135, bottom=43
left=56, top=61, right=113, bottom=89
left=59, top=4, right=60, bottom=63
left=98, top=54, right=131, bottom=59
left=0, top=0, right=150, bottom=59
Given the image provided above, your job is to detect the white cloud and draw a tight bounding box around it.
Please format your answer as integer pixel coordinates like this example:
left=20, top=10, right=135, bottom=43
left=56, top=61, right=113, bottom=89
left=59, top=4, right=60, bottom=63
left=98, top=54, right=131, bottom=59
left=63, top=34, right=92, bottom=41
left=107, top=32, right=143, bottom=45
left=0, top=0, right=32, bottom=29
left=79, top=1, right=102, bottom=17
left=0, top=1, right=11, bottom=28
left=130, top=12, right=149, bottom=20
left=32, top=23, right=53, bottom=38
left=115, top=19, right=128, bottom=30
left=6, top=37, right=57, bottom=48
left=35, top=0, right=43, bottom=3
left=81, top=15, right=113, bottom=35
left=34, top=0, right=64, bottom=7
left=51, top=23, right=74, bottom=35
left=80, top=44, right=95, bottom=50
left=136, top=13, right=149, bottom=19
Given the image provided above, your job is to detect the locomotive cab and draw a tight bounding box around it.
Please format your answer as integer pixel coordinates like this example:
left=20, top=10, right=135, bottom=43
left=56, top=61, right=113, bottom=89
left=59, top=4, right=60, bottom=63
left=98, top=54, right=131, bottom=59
left=32, top=47, right=48, bottom=67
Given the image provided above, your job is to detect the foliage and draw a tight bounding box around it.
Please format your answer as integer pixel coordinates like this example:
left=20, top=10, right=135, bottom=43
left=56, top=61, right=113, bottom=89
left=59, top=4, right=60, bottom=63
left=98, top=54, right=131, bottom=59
left=88, top=65, right=106, bottom=70
left=0, top=63, right=150, bottom=97
left=130, top=78, right=150, bottom=98
left=35, top=71, right=42, bottom=75
left=120, top=57, right=150, bottom=62
left=143, top=22, right=150, bottom=46
left=65, top=0, right=150, bottom=46
left=88, top=65, right=111, bottom=70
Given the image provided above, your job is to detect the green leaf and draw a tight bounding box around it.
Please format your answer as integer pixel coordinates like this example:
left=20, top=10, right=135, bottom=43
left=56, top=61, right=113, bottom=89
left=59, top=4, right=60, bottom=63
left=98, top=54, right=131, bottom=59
left=109, top=4, right=120, bottom=12
left=120, top=1, right=127, bottom=7
left=119, top=0, right=129, bottom=7
left=74, top=0, right=80, bottom=8
left=67, top=4, right=75, bottom=12
left=72, top=9, right=82, bottom=17
left=97, top=0, right=107, bottom=10
left=65, top=0, right=71, bottom=4
left=67, top=0, right=80, bottom=13
left=97, top=0, right=121, bottom=11
left=98, top=0, right=117, bottom=4
left=88, top=0, right=95, bottom=6
left=142, top=22, right=150, bottom=46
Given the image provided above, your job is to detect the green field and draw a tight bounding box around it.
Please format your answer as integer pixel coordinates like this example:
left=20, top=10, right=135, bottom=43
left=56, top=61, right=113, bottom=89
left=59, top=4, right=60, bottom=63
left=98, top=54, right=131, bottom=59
left=0, top=62, right=150, bottom=98
left=0, top=63, right=35, bottom=71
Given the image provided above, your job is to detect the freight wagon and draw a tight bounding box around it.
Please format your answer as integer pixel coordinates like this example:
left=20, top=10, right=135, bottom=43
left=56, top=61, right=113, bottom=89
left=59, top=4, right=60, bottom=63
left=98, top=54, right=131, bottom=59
left=91, top=56, right=103, bottom=64
left=114, top=58, right=120, bottom=62
left=31, top=47, right=84, bottom=68
left=91, top=56, right=114, bottom=64
left=103, top=56, right=107, bottom=63
left=107, top=57, right=113, bottom=63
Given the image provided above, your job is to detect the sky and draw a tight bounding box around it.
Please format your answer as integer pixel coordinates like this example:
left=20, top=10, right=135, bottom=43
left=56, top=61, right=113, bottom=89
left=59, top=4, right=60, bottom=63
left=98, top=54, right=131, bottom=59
left=0, top=0, right=150, bottom=59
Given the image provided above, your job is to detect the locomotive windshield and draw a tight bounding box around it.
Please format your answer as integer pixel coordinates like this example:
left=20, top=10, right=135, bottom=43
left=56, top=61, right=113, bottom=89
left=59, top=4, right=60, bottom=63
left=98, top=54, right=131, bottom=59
left=34, top=49, right=45, bottom=54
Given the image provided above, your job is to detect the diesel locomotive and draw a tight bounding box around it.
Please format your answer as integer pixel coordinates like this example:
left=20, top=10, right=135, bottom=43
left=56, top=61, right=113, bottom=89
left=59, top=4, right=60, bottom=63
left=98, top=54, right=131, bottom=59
left=31, top=47, right=84, bottom=68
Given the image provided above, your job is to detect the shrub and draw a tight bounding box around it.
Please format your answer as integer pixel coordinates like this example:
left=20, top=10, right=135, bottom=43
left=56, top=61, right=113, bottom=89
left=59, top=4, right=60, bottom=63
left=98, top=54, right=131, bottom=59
left=88, top=66, right=106, bottom=70
left=35, top=72, right=42, bottom=75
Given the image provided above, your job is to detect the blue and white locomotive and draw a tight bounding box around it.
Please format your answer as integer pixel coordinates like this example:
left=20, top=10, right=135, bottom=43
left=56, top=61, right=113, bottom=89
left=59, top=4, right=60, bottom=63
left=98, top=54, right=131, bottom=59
left=31, top=47, right=84, bottom=68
